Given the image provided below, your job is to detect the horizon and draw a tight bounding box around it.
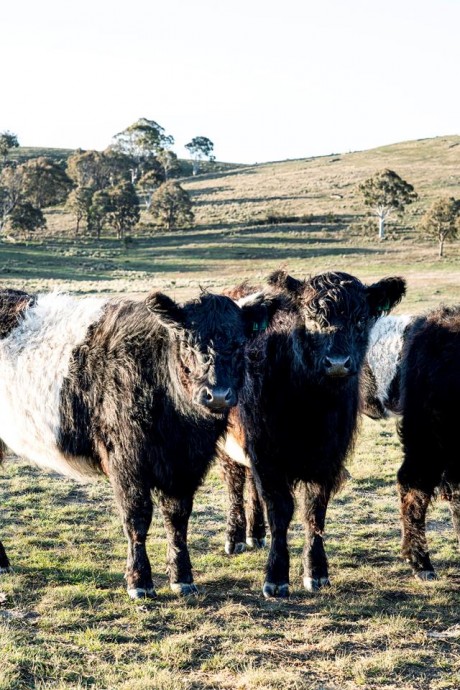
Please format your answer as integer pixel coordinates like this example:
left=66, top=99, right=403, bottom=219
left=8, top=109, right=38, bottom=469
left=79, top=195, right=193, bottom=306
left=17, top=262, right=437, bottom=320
left=11, top=132, right=459, bottom=167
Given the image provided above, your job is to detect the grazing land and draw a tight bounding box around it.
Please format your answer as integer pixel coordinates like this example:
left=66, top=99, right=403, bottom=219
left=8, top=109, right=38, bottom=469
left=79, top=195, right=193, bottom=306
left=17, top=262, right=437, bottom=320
left=0, top=135, right=460, bottom=689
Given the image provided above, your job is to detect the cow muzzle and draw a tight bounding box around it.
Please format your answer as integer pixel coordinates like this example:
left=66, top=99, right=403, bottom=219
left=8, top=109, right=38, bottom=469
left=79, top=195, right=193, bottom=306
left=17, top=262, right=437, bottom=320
left=197, top=386, right=237, bottom=411
left=323, top=355, right=353, bottom=378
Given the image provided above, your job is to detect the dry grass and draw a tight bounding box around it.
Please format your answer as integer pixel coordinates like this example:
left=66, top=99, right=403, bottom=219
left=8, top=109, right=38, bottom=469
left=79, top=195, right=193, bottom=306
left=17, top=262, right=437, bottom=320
left=1, top=419, right=459, bottom=690
left=0, top=135, right=460, bottom=688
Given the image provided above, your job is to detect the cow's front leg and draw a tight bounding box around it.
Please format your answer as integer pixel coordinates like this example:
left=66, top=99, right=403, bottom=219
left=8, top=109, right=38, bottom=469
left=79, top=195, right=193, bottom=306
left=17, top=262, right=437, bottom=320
left=301, top=482, right=331, bottom=592
left=159, top=493, right=197, bottom=596
left=245, top=469, right=266, bottom=549
left=258, top=474, right=294, bottom=598
left=0, top=540, right=11, bottom=573
left=220, top=452, right=247, bottom=555
left=111, top=474, right=155, bottom=599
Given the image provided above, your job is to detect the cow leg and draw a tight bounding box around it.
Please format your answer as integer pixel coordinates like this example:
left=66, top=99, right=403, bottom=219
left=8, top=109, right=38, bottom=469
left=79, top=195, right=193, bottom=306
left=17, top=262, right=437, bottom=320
left=111, top=476, right=156, bottom=599
left=159, top=493, right=197, bottom=596
left=0, top=541, right=11, bottom=573
left=398, top=483, right=435, bottom=579
left=220, top=453, right=247, bottom=555
left=397, top=420, right=443, bottom=580
left=440, top=475, right=460, bottom=549
left=258, top=475, right=294, bottom=598
left=448, top=487, right=460, bottom=548
left=245, top=469, right=266, bottom=549
left=301, top=482, right=332, bottom=592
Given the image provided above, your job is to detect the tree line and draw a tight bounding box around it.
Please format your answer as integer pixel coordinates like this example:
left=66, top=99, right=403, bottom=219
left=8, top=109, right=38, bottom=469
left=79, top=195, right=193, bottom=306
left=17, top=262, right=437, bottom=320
left=1, top=125, right=459, bottom=256
left=0, top=120, right=214, bottom=238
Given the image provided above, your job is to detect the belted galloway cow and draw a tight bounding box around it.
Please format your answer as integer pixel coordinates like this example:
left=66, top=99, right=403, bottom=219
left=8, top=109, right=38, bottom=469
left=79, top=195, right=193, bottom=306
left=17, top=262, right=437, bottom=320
left=219, top=270, right=406, bottom=597
left=362, top=307, right=460, bottom=580
left=0, top=287, right=269, bottom=598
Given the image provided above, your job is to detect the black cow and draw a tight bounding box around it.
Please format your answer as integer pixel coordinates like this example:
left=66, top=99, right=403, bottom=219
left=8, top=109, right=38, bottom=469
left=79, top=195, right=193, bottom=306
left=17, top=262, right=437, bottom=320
left=0, top=287, right=269, bottom=598
left=219, top=270, right=406, bottom=597
left=361, top=308, right=460, bottom=580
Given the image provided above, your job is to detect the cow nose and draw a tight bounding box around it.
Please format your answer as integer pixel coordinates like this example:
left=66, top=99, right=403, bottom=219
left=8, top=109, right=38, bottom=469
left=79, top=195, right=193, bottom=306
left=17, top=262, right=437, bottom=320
left=199, top=386, right=237, bottom=411
left=324, top=355, right=352, bottom=378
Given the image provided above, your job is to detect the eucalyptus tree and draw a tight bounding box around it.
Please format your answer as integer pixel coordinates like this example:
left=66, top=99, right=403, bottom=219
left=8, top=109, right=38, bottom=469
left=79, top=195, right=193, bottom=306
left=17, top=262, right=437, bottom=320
left=421, top=196, right=460, bottom=257
left=0, top=131, right=19, bottom=167
left=184, top=136, right=215, bottom=175
left=150, top=181, right=194, bottom=230
left=358, top=169, right=417, bottom=239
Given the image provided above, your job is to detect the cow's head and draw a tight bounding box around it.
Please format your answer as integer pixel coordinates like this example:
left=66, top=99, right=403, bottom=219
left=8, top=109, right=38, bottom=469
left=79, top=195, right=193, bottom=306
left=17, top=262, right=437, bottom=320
left=146, top=290, right=273, bottom=414
left=268, top=270, right=406, bottom=382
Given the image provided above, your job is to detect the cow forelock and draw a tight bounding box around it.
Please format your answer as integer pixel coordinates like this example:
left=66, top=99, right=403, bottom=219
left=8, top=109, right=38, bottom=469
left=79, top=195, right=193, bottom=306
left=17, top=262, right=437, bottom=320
left=295, top=272, right=376, bottom=381
left=302, top=272, right=369, bottom=327
left=176, top=293, right=246, bottom=412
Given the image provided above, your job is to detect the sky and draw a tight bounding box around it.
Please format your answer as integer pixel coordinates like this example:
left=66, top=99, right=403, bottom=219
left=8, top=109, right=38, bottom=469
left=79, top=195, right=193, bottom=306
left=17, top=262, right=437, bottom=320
left=1, top=0, right=459, bottom=164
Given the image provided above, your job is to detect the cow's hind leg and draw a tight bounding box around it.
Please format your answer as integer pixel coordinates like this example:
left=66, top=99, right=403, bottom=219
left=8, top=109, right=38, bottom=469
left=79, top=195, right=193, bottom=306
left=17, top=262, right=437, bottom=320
left=111, top=474, right=156, bottom=599
left=440, top=473, right=460, bottom=550
left=0, top=541, right=11, bottom=573
left=220, top=453, right=247, bottom=555
left=245, top=469, right=266, bottom=549
left=301, top=481, right=332, bottom=592
left=159, top=493, right=197, bottom=596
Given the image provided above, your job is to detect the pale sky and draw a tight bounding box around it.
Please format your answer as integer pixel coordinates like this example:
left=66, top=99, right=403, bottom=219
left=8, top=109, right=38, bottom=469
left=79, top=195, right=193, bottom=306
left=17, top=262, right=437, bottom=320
left=2, top=0, right=459, bottom=164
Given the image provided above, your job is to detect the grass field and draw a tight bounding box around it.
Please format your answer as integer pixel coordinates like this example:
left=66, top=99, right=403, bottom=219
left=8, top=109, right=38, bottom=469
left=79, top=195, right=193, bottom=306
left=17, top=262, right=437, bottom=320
left=1, top=136, right=460, bottom=689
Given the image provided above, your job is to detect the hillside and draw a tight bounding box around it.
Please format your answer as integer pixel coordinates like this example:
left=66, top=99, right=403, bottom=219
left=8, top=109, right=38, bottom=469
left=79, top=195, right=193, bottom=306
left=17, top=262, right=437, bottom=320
left=182, top=135, right=460, bottom=227
left=3, top=135, right=460, bottom=304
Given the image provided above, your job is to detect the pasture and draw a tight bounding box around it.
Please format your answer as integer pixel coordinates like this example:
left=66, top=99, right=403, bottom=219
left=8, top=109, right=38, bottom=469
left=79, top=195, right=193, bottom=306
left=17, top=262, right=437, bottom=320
left=1, top=139, right=460, bottom=689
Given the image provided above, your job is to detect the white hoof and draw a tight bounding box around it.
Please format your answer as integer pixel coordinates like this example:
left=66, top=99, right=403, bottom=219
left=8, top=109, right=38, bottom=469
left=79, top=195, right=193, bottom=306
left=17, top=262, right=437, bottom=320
left=246, top=537, right=267, bottom=549
left=262, top=581, right=289, bottom=598
left=127, top=587, right=157, bottom=600
left=303, top=576, right=330, bottom=592
left=225, top=541, right=246, bottom=555
left=170, top=582, right=198, bottom=596
left=415, top=570, right=437, bottom=582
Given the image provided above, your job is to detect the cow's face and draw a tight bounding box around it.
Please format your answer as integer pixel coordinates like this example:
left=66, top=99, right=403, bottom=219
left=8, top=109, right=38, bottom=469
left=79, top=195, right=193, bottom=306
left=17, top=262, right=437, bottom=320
left=146, top=291, right=269, bottom=414
left=268, top=270, right=406, bottom=383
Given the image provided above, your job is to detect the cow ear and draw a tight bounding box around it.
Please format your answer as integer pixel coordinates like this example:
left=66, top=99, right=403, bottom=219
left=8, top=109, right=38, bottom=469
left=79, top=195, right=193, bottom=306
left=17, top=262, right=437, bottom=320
left=366, top=277, right=406, bottom=317
left=267, top=270, right=303, bottom=295
left=238, top=292, right=278, bottom=337
left=145, top=292, right=184, bottom=329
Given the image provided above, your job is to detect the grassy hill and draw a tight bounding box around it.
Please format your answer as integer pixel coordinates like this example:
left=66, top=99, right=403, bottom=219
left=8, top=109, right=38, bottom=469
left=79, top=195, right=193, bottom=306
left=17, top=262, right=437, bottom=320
left=1, top=136, right=460, bottom=690
left=182, top=135, right=460, bottom=227
left=5, top=134, right=453, bottom=306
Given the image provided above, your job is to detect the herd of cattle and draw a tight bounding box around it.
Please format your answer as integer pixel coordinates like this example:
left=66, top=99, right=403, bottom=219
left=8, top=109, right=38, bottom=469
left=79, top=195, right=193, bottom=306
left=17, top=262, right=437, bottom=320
left=0, top=270, right=458, bottom=599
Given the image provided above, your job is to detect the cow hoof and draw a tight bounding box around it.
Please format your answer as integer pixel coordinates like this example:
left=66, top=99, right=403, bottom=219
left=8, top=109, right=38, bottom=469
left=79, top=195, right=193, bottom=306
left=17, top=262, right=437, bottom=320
left=415, top=570, right=438, bottom=582
left=0, top=566, right=12, bottom=575
left=246, top=537, right=267, bottom=549
left=170, top=582, right=198, bottom=596
left=127, top=587, right=157, bottom=600
left=262, top=582, right=290, bottom=599
left=225, top=540, right=246, bottom=555
left=303, top=576, right=331, bottom=592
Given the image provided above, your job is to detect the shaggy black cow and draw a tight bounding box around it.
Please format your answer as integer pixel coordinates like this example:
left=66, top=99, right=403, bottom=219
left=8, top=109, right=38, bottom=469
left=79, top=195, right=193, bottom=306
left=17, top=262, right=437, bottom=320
left=361, top=308, right=460, bottom=580
left=219, top=270, right=406, bottom=597
left=0, top=287, right=269, bottom=598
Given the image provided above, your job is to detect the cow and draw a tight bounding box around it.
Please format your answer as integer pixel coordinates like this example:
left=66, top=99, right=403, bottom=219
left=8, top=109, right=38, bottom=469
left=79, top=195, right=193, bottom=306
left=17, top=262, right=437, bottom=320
left=219, top=270, right=406, bottom=597
left=0, top=287, right=271, bottom=598
left=361, top=308, right=460, bottom=580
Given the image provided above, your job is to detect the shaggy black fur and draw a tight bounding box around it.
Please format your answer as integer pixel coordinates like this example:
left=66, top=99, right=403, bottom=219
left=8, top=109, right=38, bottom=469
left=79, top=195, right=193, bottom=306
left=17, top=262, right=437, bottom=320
left=220, top=270, right=406, bottom=597
left=0, top=290, right=270, bottom=597
left=396, top=306, right=460, bottom=579
left=0, top=289, right=35, bottom=339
